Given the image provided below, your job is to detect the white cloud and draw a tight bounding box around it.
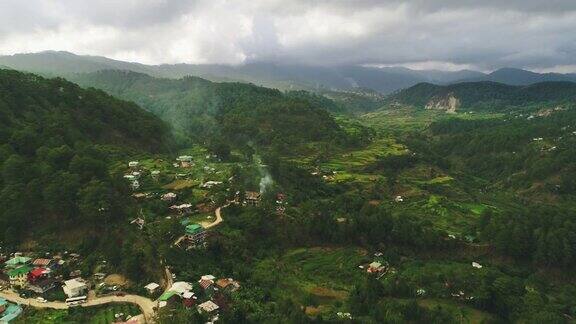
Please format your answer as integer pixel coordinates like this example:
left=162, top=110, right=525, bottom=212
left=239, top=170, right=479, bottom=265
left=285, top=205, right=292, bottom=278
left=0, top=0, right=575, bottom=71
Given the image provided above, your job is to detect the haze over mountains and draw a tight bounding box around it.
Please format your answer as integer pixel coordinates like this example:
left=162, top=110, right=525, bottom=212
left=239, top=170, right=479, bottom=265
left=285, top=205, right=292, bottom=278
left=2, top=51, right=576, bottom=95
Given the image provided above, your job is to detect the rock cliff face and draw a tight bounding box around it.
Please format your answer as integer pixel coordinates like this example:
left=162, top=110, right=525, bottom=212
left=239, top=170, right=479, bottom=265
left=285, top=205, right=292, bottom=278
left=425, top=93, right=460, bottom=113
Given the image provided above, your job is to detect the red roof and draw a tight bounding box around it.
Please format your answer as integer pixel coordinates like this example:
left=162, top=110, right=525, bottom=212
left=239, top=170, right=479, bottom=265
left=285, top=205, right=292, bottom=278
left=29, top=268, right=48, bottom=278
left=183, top=297, right=196, bottom=308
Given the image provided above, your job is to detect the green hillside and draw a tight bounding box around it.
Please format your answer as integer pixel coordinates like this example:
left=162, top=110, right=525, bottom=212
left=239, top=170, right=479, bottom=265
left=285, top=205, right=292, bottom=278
left=71, top=70, right=358, bottom=154
left=391, top=81, right=576, bottom=110
left=0, top=69, right=172, bottom=248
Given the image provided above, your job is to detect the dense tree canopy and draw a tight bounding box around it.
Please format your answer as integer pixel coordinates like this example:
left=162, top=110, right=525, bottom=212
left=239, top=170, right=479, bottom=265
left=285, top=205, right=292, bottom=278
left=0, top=69, right=172, bottom=246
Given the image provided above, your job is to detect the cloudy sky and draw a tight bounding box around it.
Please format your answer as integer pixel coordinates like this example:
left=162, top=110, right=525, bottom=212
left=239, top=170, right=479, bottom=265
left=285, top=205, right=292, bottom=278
left=1, top=0, right=575, bottom=72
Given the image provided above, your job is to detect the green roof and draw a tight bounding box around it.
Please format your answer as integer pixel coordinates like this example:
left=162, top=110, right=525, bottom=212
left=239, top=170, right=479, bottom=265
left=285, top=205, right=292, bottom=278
left=185, top=224, right=204, bottom=235
left=159, top=291, right=178, bottom=301
left=5, top=256, right=31, bottom=266
left=7, top=265, right=32, bottom=277
left=0, top=297, right=7, bottom=306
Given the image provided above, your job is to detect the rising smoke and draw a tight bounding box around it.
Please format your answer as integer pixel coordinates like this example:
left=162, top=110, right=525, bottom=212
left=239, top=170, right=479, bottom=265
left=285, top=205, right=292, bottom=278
left=253, top=154, right=274, bottom=194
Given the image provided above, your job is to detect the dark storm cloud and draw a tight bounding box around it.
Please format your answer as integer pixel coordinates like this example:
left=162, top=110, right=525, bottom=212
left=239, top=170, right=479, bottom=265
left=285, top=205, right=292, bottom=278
left=0, top=0, right=575, bottom=71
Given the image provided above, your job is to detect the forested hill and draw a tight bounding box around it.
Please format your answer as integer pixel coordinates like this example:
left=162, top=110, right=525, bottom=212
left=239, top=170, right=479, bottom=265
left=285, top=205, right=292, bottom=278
left=0, top=69, right=172, bottom=152
left=0, top=69, right=172, bottom=245
left=71, top=70, right=358, bottom=154
left=390, top=81, right=576, bottom=111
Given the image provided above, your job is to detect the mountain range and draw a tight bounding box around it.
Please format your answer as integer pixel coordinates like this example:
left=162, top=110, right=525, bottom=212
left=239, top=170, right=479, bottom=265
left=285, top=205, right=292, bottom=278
left=1, top=51, right=575, bottom=94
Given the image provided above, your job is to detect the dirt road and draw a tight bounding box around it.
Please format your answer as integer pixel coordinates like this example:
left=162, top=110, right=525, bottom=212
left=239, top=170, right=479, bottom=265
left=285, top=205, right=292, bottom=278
left=200, top=206, right=225, bottom=229
left=175, top=205, right=227, bottom=246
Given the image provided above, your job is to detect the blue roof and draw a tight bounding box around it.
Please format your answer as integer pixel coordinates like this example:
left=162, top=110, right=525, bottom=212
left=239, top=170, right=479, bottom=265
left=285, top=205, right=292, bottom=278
left=0, top=304, right=23, bottom=322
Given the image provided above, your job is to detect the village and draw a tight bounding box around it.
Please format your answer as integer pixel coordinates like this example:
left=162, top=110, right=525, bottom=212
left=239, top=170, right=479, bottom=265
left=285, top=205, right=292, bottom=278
left=0, top=148, right=258, bottom=323
left=0, top=248, right=241, bottom=323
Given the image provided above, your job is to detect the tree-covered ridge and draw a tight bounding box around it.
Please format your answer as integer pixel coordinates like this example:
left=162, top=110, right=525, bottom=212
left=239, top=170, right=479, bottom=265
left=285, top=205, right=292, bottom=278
left=0, top=69, right=172, bottom=246
left=0, top=69, right=172, bottom=152
left=391, top=81, right=576, bottom=110
left=71, top=70, right=356, bottom=154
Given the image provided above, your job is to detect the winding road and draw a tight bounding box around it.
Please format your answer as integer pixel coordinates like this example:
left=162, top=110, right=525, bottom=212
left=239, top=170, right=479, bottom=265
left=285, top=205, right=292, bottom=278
left=0, top=265, right=175, bottom=323
left=175, top=205, right=227, bottom=246
left=200, top=206, right=225, bottom=229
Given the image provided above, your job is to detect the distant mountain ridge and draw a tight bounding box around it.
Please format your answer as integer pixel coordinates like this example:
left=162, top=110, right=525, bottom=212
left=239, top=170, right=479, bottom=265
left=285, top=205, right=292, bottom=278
left=3, top=51, right=575, bottom=94
left=458, top=67, right=576, bottom=85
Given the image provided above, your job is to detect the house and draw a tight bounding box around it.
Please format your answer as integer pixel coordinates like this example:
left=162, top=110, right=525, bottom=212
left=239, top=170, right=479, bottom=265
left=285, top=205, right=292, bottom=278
left=158, top=291, right=180, bottom=305
left=182, top=292, right=197, bottom=308
left=367, top=261, right=385, bottom=274
left=394, top=195, right=404, bottom=202
left=128, top=161, right=139, bottom=168
left=170, top=204, right=193, bottom=214
left=177, top=156, right=193, bottom=163
left=8, top=266, right=32, bottom=288
left=198, top=276, right=216, bottom=296
left=197, top=300, right=219, bottom=314
left=151, top=170, right=161, bottom=179
left=472, top=262, right=483, bottom=269
left=28, top=267, right=50, bottom=283
left=201, top=275, right=216, bottom=281
left=215, top=278, right=240, bottom=293
left=0, top=301, right=22, bottom=323
left=161, top=193, right=177, bottom=202
left=62, top=278, right=88, bottom=298
left=32, top=258, right=53, bottom=268
left=169, top=281, right=193, bottom=295
left=201, top=181, right=222, bottom=189
left=28, top=278, right=57, bottom=294
left=158, top=281, right=194, bottom=305
left=198, top=278, right=214, bottom=291
left=176, top=156, right=194, bottom=168
left=144, top=282, right=160, bottom=294
left=131, top=180, right=140, bottom=190
left=4, top=256, right=31, bottom=268
left=185, top=224, right=207, bottom=247
left=0, top=297, right=7, bottom=314
left=69, top=270, right=82, bottom=277
left=245, top=191, right=261, bottom=206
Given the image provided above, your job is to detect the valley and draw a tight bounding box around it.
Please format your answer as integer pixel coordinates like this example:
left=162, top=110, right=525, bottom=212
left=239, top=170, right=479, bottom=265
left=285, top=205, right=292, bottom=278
left=0, top=65, right=575, bottom=324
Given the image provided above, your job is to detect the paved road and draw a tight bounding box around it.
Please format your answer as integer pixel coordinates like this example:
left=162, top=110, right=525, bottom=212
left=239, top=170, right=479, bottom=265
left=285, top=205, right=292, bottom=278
left=0, top=289, right=156, bottom=323
left=0, top=266, right=177, bottom=323
left=0, top=290, right=68, bottom=310
left=85, top=294, right=155, bottom=321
